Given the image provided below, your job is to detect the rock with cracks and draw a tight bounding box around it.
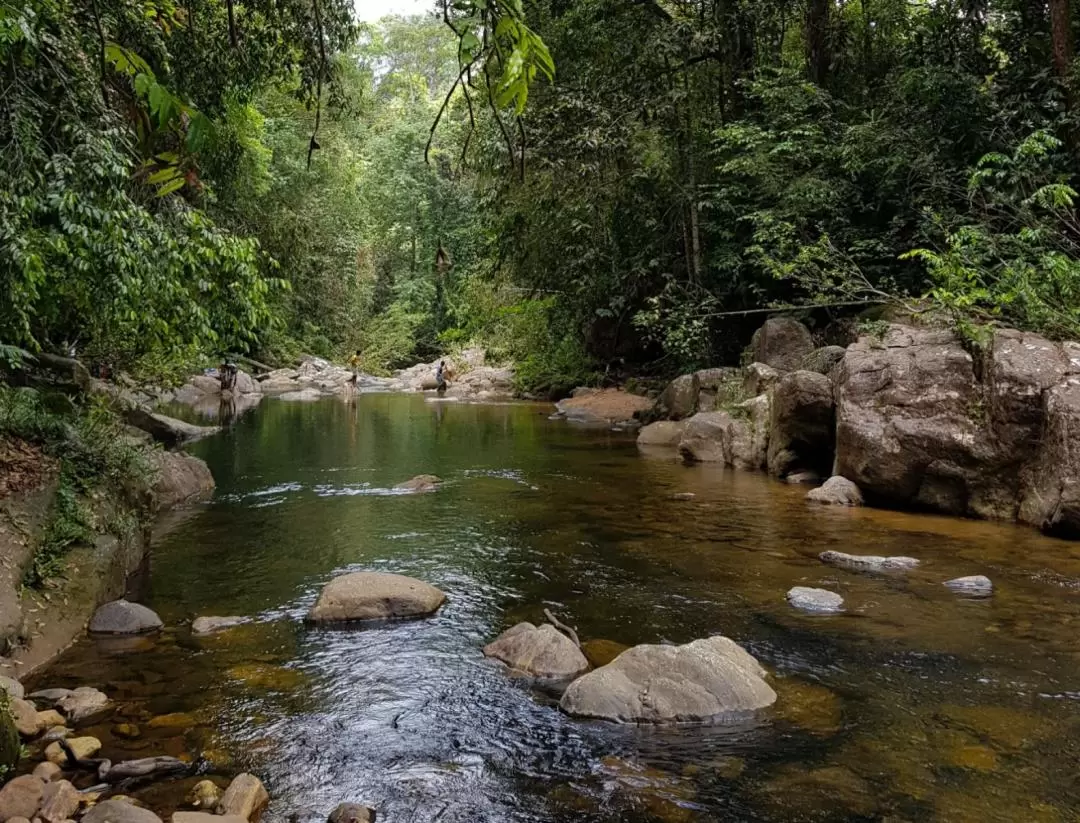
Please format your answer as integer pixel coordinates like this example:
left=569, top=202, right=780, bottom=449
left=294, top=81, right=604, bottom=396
left=748, top=317, right=815, bottom=372
left=787, top=587, right=844, bottom=614
left=89, top=599, right=163, bottom=635
left=820, top=551, right=919, bottom=573
left=307, top=571, right=446, bottom=622
left=806, top=477, right=864, bottom=507
left=483, top=622, right=590, bottom=681
left=767, top=370, right=835, bottom=479
left=559, top=636, right=776, bottom=723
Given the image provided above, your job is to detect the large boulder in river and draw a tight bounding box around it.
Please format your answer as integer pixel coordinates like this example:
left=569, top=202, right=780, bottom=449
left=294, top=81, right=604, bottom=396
left=89, top=599, right=163, bottom=634
left=748, top=317, right=815, bottom=372
left=125, top=408, right=219, bottom=447
left=307, top=572, right=446, bottom=622
left=806, top=476, right=863, bottom=507
left=483, top=623, right=589, bottom=681
left=637, top=420, right=686, bottom=448
left=151, top=451, right=214, bottom=510
left=559, top=636, right=776, bottom=723
left=652, top=374, right=700, bottom=421
left=678, top=412, right=728, bottom=463
left=767, top=371, right=835, bottom=479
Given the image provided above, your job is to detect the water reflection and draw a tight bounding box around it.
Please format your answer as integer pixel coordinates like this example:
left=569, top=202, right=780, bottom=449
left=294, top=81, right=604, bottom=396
left=30, top=394, right=1080, bottom=822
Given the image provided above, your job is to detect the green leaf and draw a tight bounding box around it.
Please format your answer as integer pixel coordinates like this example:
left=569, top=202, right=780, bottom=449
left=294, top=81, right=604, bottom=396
left=156, top=177, right=186, bottom=197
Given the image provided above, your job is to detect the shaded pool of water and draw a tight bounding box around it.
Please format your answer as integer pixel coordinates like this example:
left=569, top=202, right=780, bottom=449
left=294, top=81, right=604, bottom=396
left=31, top=393, right=1080, bottom=822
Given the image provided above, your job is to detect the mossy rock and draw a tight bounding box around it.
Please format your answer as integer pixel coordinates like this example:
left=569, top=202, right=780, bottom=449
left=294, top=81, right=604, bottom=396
left=0, top=697, right=19, bottom=778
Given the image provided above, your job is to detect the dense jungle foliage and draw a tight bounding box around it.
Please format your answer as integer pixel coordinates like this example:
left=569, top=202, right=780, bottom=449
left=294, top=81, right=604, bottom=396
left=4, top=0, right=1080, bottom=393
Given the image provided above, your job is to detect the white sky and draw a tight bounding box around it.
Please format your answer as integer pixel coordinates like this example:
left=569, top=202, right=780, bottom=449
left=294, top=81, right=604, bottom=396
left=356, top=0, right=431, bottom=21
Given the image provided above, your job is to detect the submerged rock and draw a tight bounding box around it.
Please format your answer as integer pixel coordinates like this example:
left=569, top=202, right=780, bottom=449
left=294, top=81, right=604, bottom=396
left=748, top=317, right=815, bottom=372
left=786, top=587, right=844, bottom=614
left=806, top=476, right=864, bottom=506
left=394, top=474, right=441, bottom=492
left=580, top=638, right=629, bottom=669
left=82, top=800, right=162, bottom=823
left=45, top=735, right=101, bottom=764
left=636, top=420, right=686, bottom=448
left=89, top=600, right=163, bottom=635
left=483, top=623, right=590, bottom=681
left=820, top=550, right=919, bottom=573
left=191, top=616, right=248, bottom=635
left=278, top=388, right=323, bottom=402
left=327, top=803, right=376, bottom=823
left=125, top=408, right=219, bottom=447
left=307, top=571, right=446, bottom=622
left=757, top=765, right=877, bottom=820
left=559, top=636, right=775, bottom=723
left=944, top=575, right=993, bottom=597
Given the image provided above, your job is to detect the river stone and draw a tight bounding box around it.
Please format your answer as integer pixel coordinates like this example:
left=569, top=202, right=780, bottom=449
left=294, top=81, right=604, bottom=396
left=678, top=412, right=729, bottom=463
left=787, top=587, right=844, bottom=614
left=0, top=775, right=43, bottom=822
left=82, top=800, right=162, bottom=823
left=806, top=476, right=864, bottom=507
left=35, top=711, right=64, bottom=730
left=56, top=687, right=110, bottom=724
left=10, top=697, right=43, bottom=738
left=218, top=774, right=269, bottom=822
left=327, top=803, right=375, bottom=823
left=820, top=551, right=919, bottom=573
left=559, top=636, right=776, bottom=723
left=308, top=572, right=446, bottom=622
left=186, top=780, right=223, bottom=811
left=26, top=690, right=69, bottom=705
left=89, top=600, right=163, bottom=635
left=653, top=373, right=700, bottom=421
left=483, top=623, right=590, bottom=680
left=394, top=475, right=441, bottom=492
left=38, top=780, right=79, bottom=823
left=30, top=763, right=61, bottom=783
left=278, top=388, right=322, bottom=402
left=0, top=678, right=23, bottom=701
left=191, top=616, right=248, bottom=635
left=748, top=317, right=815, bottom=372
left=152, top=451, right=215, bottom=510
left=636, top=421, right=686, bottom=448
left=743, top=362, right=779, bottom=397
left=944, top=575, right=993, bottom=597
left=45, top=736, right=100, bottom=765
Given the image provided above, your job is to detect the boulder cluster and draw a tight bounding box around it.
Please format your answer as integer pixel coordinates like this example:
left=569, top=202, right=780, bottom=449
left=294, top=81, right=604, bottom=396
left=639, top=315, right=1080, bottom=538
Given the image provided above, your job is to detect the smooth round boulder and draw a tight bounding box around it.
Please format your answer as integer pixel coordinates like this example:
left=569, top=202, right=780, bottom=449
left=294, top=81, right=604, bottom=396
left=88, top=600, right=163, bottom=635
left=218, top=773, right=268, bottom=822
left=483, top=623, right=590, bottom=681
left=819, top=551, right=919, bottom=573
left=82, top=800, right=162, bottom=823
left=806, top=477, right=864, bottom=507
left=307, top=572, right=446, bottom=623
left=636, top=421, right=686, bottom=448
left=0, top=775, right=44, bottom=823
left=944, top=575, right=993, bottom=597
left=787, top=587, right=844, bottom=614
left=559, top=636, right=776, bottom=724
left=10, top=697, right=43, bottom=738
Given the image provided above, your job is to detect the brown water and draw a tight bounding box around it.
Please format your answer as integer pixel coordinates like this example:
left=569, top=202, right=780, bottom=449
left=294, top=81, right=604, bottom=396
left=30, top=393, right=1080, bottom=822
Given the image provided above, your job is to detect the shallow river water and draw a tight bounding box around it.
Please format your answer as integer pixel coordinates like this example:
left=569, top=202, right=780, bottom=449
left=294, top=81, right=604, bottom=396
left=30, top=393, right=1080, bottom=822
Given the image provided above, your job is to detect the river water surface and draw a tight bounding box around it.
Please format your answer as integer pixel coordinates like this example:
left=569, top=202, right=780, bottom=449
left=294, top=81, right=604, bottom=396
left=30, top=394, right=1080, bottom=822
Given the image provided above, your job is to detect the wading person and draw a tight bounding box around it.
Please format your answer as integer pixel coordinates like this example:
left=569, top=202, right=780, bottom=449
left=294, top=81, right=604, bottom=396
left=348, top=349, right=363, bottom=387
left=435, top=360, right=448, bottom=394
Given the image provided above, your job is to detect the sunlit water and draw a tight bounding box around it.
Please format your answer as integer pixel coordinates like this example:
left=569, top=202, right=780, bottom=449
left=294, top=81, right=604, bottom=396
left=30, top=394, right=1080, bottom=822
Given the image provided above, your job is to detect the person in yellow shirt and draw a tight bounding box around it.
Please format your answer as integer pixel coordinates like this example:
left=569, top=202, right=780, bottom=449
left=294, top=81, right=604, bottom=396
left=348, top=349, right=362, bottom=386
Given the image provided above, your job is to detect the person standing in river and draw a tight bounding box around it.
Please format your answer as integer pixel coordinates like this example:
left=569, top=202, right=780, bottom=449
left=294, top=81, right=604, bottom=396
left=435, top=360, right=448, bottom=394
left=348, top=349, right=363, bottom=387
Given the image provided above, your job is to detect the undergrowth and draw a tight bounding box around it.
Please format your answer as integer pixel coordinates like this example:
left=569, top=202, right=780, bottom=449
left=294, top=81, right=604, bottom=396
left=0, top=385, right=154, bottom=588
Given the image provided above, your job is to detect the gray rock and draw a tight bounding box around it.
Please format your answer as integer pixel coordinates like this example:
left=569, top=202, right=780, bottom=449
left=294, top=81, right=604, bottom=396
left=784, top=470, right=822, bottom=485
left=820, top=551, right=919, bottom=573
left=787, top=587, right=844, bottom=614
left=307, top=572, right=446, bottom=622
left=278, top=387, right=323, bottom=402
left=124, top=408, right=219, bottom=447
left=10, top=697, right=43, bottom=738
left=748, top=317, right=815, bottom=372
left=767, top=370, right=835, bottom=479
left=678, top=412, right=729, bottom=463
left=559, top=636, right=776, bottom=723
left=800, top=345, right=847, bottom=376
left=743, top=362, right=780, bottom=397
left=191, top=616, right=248, bottom=635
left=653, top=373, right=700, bottom=421
left=483, top=623, right=590, bottom=681
left=218, top=773, right=269, bottom=822
left=636, top=420, right=686, bottom=448
left=944, top=575, right=993, bottom=597
left=26, top=689, right=70, bottom=706
left=807, top=477, right=864, bottom=507
left=327, top=803, right=375, bottom=823
left=89, top=600, right=163, bottom=635
left=0, top=775, right=43, bottom=823
left=0, top=677, right=24, bottom=700
left=55, top=687, right=111, bottom=725
left=82, top=800, right=162, bottom=823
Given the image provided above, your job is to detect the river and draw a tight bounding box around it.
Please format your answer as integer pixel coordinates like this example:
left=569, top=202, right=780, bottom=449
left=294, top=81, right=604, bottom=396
left=29, top=393, right=1080, bottom=822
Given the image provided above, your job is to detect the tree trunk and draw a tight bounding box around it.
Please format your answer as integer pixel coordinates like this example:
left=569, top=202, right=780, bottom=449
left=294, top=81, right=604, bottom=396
left=1051, top=0, right=1073, bottom=81
left=806, top=0, right=830, bottom=86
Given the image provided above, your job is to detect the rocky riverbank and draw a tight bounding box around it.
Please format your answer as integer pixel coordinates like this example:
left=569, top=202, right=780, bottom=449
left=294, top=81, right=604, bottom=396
left=638, top=315, right=1080, bottom=538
